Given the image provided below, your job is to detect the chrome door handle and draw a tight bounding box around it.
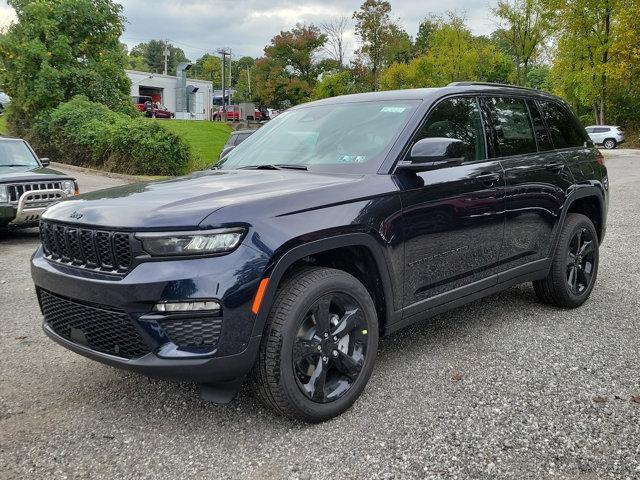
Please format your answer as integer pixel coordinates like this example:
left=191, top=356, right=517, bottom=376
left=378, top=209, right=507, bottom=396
left=475, top=172, right=501, bottom=185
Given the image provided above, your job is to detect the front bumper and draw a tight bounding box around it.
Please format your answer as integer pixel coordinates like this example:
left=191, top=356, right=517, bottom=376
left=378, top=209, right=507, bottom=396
left=31, top=243, right=269, bottom=383
left=43, top=321, right=261, bottom=383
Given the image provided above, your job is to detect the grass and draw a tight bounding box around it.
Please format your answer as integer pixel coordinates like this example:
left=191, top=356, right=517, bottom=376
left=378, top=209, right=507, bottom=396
left=149, top=119, right=232, bottom=172
left=0, top=115, right=8, bottom=135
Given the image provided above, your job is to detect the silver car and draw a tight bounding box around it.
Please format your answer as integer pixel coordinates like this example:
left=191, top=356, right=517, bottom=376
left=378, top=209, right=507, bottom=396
left=585, top=125, right=625, bottom=149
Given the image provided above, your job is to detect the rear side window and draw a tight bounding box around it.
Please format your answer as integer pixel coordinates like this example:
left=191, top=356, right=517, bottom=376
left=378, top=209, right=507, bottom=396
left=415, top=97, right=486, bottom=162
left=486, top=97, right=537, bottom=157
left=527, top=100, right=553, bottom=151
left=538, top=101, right=586, bottom=149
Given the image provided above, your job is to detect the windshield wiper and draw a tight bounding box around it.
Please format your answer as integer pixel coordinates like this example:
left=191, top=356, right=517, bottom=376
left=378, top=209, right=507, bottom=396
left=238, top=164, right=307, bottom=171
left=1, top=164, right=34, bottom=167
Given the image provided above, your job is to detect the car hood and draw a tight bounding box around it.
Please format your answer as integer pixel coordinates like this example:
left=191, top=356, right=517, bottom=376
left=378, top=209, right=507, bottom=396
left=42, top=169, right=364, bottom=229
left=0, top=166, right=73, bottom=183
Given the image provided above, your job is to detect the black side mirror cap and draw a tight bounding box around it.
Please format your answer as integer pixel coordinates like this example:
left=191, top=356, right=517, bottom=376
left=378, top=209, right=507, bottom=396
left=40, top=157, right=50, bottom=167
left=397, top=137, right=465, bottom=172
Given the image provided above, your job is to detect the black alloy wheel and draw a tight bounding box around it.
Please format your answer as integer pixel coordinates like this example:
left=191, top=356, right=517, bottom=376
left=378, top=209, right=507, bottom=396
left=566, top=227, right=596, bottom=295
left=533, top=213, right=599, bottom=308
left=251, top=267, right=378, bottom=422
left=292, top=292, right=369, bottom=403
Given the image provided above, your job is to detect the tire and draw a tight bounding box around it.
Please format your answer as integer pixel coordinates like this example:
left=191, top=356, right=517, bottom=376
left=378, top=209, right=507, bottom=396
left=533, top=213, right=599, bottom=308
left=603, top=138, right=617, bottom=149
left=250, top=267, right=379, bottom=422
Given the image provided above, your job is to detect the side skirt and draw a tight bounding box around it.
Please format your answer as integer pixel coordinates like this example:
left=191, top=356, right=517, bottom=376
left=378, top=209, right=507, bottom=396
left=385, top=259, right=550, bottom=335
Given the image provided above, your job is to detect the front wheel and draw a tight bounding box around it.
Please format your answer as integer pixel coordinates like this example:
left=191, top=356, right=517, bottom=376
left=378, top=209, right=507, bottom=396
left=251, top=267, right=378, bottom=422
left=603, top=138, right=617, bottom=149
left=533, top=213, right=599, bottom=308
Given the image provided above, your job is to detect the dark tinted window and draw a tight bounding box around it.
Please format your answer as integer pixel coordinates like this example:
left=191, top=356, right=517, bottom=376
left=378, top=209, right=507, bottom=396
left=527, top=100, right=553, bottom=151
left=538, top=101, right=586, bottom=149
left=415, top=97, right=486, bottom=162
left=594, top=127, right=610, bottom=133
left=487, top=97, right=537, bottom=157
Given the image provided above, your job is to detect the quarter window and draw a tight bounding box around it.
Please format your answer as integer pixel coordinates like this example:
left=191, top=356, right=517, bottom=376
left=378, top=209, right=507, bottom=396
left=414, top=97, right=486, bottom=162
left=538, top=101, right=587, bottom=149
left=487, top=97, right=537, bottom=157
left=527, top=100, right=553, bottom=151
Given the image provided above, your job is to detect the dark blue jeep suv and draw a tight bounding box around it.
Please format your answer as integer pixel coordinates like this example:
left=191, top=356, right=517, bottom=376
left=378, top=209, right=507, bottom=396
left=31, top=83, right=608, bottom=422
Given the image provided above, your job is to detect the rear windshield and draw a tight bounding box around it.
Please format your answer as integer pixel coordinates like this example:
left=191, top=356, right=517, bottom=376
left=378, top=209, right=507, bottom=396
left=218, top=100, right=420, bottom=174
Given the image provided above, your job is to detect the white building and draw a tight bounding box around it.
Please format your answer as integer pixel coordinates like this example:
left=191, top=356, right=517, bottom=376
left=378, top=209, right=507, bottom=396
left=126, top=69, right=214, bottom=120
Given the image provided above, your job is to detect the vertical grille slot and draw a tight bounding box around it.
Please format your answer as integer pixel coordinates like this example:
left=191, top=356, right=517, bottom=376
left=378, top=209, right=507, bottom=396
left=113, top=233, right=132, bottom=270
left=96, top=231, right=115, bottom=269
left=53, top=224, right=70, bottom=260
left=80, top=229, right=99, bottom=267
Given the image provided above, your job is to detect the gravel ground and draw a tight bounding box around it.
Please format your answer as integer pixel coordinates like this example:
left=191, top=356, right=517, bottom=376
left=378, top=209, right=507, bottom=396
left=1, top=152, right=639, bottom=480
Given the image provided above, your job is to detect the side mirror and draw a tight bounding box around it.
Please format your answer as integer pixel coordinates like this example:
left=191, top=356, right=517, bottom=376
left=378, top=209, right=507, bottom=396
left=40, top=157, right=50, bottom=167
left=397, top=137, right=465, bottom=172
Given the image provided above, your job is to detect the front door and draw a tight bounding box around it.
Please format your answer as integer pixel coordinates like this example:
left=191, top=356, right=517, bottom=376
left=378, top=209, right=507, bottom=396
left=396, top=96, right=505, bottom=312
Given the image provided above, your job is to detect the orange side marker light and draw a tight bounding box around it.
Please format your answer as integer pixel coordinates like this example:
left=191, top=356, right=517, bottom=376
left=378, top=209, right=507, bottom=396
left=251, top=278, right=270, bottom=314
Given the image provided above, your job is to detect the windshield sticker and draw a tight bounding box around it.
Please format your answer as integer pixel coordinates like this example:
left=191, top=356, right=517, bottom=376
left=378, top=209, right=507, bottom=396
left=380, top=106, right=407, bottom=113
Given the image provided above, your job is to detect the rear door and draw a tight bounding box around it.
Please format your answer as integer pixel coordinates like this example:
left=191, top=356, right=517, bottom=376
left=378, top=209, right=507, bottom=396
left=397, top=96, right=505, bottom=311
left=483, top=96, right=574, bottom=274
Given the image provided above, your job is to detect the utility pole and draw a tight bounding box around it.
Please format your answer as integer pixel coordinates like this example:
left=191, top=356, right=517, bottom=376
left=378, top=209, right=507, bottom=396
left=163, top=41, right=169, bottom=75
left=217, top=48, right=230, bottom=109
left=247, top=67, right=251, bottom=96
left=228, top=48, right=232, bottom=105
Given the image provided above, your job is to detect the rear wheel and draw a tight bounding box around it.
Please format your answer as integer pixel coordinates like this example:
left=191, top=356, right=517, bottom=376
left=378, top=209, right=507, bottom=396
left=603, top=138, right=617, bottom=149
left=533, top=213, right=599, bottom=308
left=251, top=267, right=378, bottom=422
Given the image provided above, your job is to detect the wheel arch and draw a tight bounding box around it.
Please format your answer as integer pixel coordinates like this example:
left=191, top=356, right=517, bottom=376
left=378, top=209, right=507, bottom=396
left=251, top=234, right=399, bottom=338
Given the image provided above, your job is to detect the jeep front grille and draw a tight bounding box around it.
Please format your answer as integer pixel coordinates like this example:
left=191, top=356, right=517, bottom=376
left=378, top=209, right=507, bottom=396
left=39, top=220, right=134, bottom=274
left=39, top=289, right=150, bottom=359
left=8, top=182, right=62, bottom=204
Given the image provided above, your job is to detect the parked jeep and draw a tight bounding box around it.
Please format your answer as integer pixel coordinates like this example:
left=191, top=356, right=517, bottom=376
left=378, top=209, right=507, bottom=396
left=1, top=137, right=78, bottom=228
left=31, top=83, right=608, bottom=422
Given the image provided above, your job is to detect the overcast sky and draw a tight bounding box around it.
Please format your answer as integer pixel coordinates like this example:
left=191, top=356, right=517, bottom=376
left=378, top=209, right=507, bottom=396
left=1, top=0, right=496, bottom=61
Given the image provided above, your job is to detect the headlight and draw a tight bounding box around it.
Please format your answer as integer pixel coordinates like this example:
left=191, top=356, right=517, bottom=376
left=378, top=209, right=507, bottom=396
left=61, top=180, right=76, bottom=196
left=136, top=228, right=246, bottom=256
left=0, top=185, right=7, bottom=204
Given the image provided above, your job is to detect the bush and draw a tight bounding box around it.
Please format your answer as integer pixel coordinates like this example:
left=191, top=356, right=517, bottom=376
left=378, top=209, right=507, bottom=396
left=29, top=96, right=191, bottom=176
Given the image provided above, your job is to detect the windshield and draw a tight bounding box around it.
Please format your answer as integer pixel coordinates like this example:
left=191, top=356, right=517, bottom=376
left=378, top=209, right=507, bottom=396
left=0, top=141, right=40, bottom=168
left=218, top=100, right=420, bottom=173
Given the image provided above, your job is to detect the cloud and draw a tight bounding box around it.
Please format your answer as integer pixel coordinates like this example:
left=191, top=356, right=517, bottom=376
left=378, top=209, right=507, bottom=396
left=1, top=0, right=495, bottom=60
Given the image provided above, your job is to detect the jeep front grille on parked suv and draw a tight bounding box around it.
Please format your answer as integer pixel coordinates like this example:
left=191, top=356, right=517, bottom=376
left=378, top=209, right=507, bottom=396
left=8, top=181, right=62, bottom=204
left=39, top=289, right=150, bottom=359
left=39, top=220, right=134, bottom=274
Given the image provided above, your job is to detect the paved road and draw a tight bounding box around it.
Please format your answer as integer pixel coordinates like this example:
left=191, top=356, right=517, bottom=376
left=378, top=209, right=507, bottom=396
left=1, top=152, right=639, bottom=479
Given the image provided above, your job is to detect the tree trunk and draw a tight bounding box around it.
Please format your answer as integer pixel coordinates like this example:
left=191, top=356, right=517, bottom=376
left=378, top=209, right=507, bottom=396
left=599, top=4, right=611, bottom=125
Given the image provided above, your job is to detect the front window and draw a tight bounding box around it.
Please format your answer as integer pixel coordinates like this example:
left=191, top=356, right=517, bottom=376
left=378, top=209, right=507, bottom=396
left=0, top=141, right=40, bottom=169
left=218, top=100, right=420, bottom=173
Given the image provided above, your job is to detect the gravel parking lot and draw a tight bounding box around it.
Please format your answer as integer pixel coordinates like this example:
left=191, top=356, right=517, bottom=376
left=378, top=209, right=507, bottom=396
left=1, top=151, right=639, bottom=480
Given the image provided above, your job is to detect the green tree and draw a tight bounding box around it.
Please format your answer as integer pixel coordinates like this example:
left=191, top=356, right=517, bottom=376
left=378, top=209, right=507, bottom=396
left=492, top=0, right=555, bottom=85
left=129, top=40, right=190, bottom=75
left=352, top=0, right=395, bottom=90
left=0, top=0, right=132, bottom=134
left=254, top=24, right=328, bottom=107
left=551, top=0, right=624, bottom=124
left=379, top=13, right=514, bottom=89
left=414, top=18, right=438, bottom=55
left=384, top=24, right=413, bottom=64
left=312, top=70, right=365, bottom=99
left=193, top=53, right=222, bottom=86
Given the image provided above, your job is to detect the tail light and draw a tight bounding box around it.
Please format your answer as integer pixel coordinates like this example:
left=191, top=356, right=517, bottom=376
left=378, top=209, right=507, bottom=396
left=596, top=149, right=605, bottom=166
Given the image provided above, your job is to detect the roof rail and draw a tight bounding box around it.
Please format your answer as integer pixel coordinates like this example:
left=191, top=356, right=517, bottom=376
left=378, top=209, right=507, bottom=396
left=447, top=82, right=543, bottom=93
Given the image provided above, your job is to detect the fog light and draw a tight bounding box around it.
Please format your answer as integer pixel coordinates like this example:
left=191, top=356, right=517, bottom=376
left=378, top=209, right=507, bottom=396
left=154, top=300, right=221, bottom=313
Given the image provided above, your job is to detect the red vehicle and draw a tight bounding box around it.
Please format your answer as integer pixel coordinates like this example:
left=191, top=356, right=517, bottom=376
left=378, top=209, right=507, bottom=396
left=149, top=103, right=174, bottom=119
left=214, top=105, right=264, bottom=121
left=132, top=95, right=152, bottom=113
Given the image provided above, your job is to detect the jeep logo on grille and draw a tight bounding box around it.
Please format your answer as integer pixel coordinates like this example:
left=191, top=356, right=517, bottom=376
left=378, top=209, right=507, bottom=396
left=70, top=211, right=83, bottom=219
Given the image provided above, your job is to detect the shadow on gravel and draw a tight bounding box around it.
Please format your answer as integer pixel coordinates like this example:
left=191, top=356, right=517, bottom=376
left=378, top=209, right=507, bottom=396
left=0, top=227, right=39, bottom=243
